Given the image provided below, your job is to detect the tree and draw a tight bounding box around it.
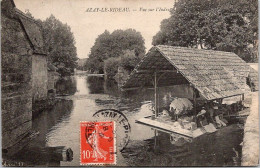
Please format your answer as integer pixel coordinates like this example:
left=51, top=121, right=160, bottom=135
left=86, top=29, right=146, bottom=73
left=84, top=57, right=104, bottom=73
left=39, top=15, right=78, bottom=75
left=120, top=49, right=141, bottom=72
left=104, top=49, right=141, bottom=78
left=104, top=57, right=121, bottom=78
left=152, top=0, right=258, bottom=62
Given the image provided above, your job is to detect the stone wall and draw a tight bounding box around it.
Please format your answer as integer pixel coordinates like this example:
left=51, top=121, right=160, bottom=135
left=1, top=3, right=33, bottom=151
left=32, top=55, right=48, bottom=102
left=241, top=92, right=259, bottom=166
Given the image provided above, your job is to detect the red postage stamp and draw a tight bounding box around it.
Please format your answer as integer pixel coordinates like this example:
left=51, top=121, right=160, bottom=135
left=80, top=121, right=116, bottom=165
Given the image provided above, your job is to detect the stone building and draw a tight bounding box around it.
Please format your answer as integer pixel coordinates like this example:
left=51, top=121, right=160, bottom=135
left=32, top=55, right=48, bottom=102
left=1, top=0, right=47, bottom=154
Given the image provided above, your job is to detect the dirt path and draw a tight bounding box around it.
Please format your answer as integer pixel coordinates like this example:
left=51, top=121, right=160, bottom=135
left=241, top=92, right=259, bottom=166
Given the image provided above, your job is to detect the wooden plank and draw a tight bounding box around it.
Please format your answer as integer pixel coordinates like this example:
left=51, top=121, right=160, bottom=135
left=154, top=72, right=158, bottom=117
left=136, top=117, right=193, bottom=138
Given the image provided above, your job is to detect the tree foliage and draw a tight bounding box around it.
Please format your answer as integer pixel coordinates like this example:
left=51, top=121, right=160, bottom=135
left=120, top=49, right=141, bottom=72
left=39, top=15, right=78, bottom=75
left=152, top=0, right=258, bottom=62
left=85, top=57, right=104, bottom=73
left=86, top=29, right=145, bottom=73
left=104, top=50, right=141, bottom=78
left=104, top=57, right=121, bottom=78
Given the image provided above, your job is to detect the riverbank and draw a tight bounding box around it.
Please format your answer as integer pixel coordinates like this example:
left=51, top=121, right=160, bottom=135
left=74, top=70, right=105, bottom=76
left=32, top=97, right=58, bottom=118
left=241, top=91, right=259, bottom=166
left=122, top=124, right=243, bottom=166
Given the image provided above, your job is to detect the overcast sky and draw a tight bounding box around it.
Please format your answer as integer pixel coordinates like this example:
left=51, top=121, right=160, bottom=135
left=14, top=0, right=175, bottom=59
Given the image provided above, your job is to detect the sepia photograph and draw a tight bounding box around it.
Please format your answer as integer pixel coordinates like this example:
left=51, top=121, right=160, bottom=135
left=1, top=0, right=259, bottom=166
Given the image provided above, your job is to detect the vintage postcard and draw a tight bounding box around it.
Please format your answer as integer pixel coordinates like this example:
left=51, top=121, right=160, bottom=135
left=1, top=0, right=259, bottom=167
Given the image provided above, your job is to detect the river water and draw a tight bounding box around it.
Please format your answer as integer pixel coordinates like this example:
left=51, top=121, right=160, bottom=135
left=16, top=75, right=244, bottom=166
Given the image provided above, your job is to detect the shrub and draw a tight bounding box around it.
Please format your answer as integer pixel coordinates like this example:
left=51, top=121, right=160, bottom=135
left=120, top=50, right=141, bottom=72
left=104, top=57, right=121, bottom=78
left=84, top=57, right=104, bottom=73
left=104, top=50, right=143, bottom=78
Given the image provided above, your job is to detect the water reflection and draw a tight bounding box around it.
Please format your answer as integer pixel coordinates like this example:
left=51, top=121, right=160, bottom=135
left=13, top=99, right=74, bottom=166
left=56, top=77, right=77, bottom=95
left=123, top=125, right=243, bottom=166
left=31, top=99, right=74, bottom=147
left=104, top=78, right=121, bottom=96
left=87, top=76, right=104, bottom=94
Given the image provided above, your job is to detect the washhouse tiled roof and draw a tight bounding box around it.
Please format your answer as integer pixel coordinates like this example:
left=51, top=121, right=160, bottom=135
left=122, top=45, right=254, bottom=100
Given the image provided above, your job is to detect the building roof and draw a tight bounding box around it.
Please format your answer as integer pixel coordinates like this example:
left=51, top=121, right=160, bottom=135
left=14, top=8, right=46, bottom=55
left=122, top=45, right=252, bottom=100
left=1, top=0, right=45, bottom=55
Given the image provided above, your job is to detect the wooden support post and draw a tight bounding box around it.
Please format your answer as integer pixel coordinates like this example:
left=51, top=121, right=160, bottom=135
left=157, top=87, right=160, bottom=115
left=219, top=98, right=223, bottom=109
left=154, top=129, right=157, bottom=149
left=242, top=94, right=245, bottom=110
left=154, top=72, right=158, bottom=117
left=193, top=87, right=197, bottom=116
